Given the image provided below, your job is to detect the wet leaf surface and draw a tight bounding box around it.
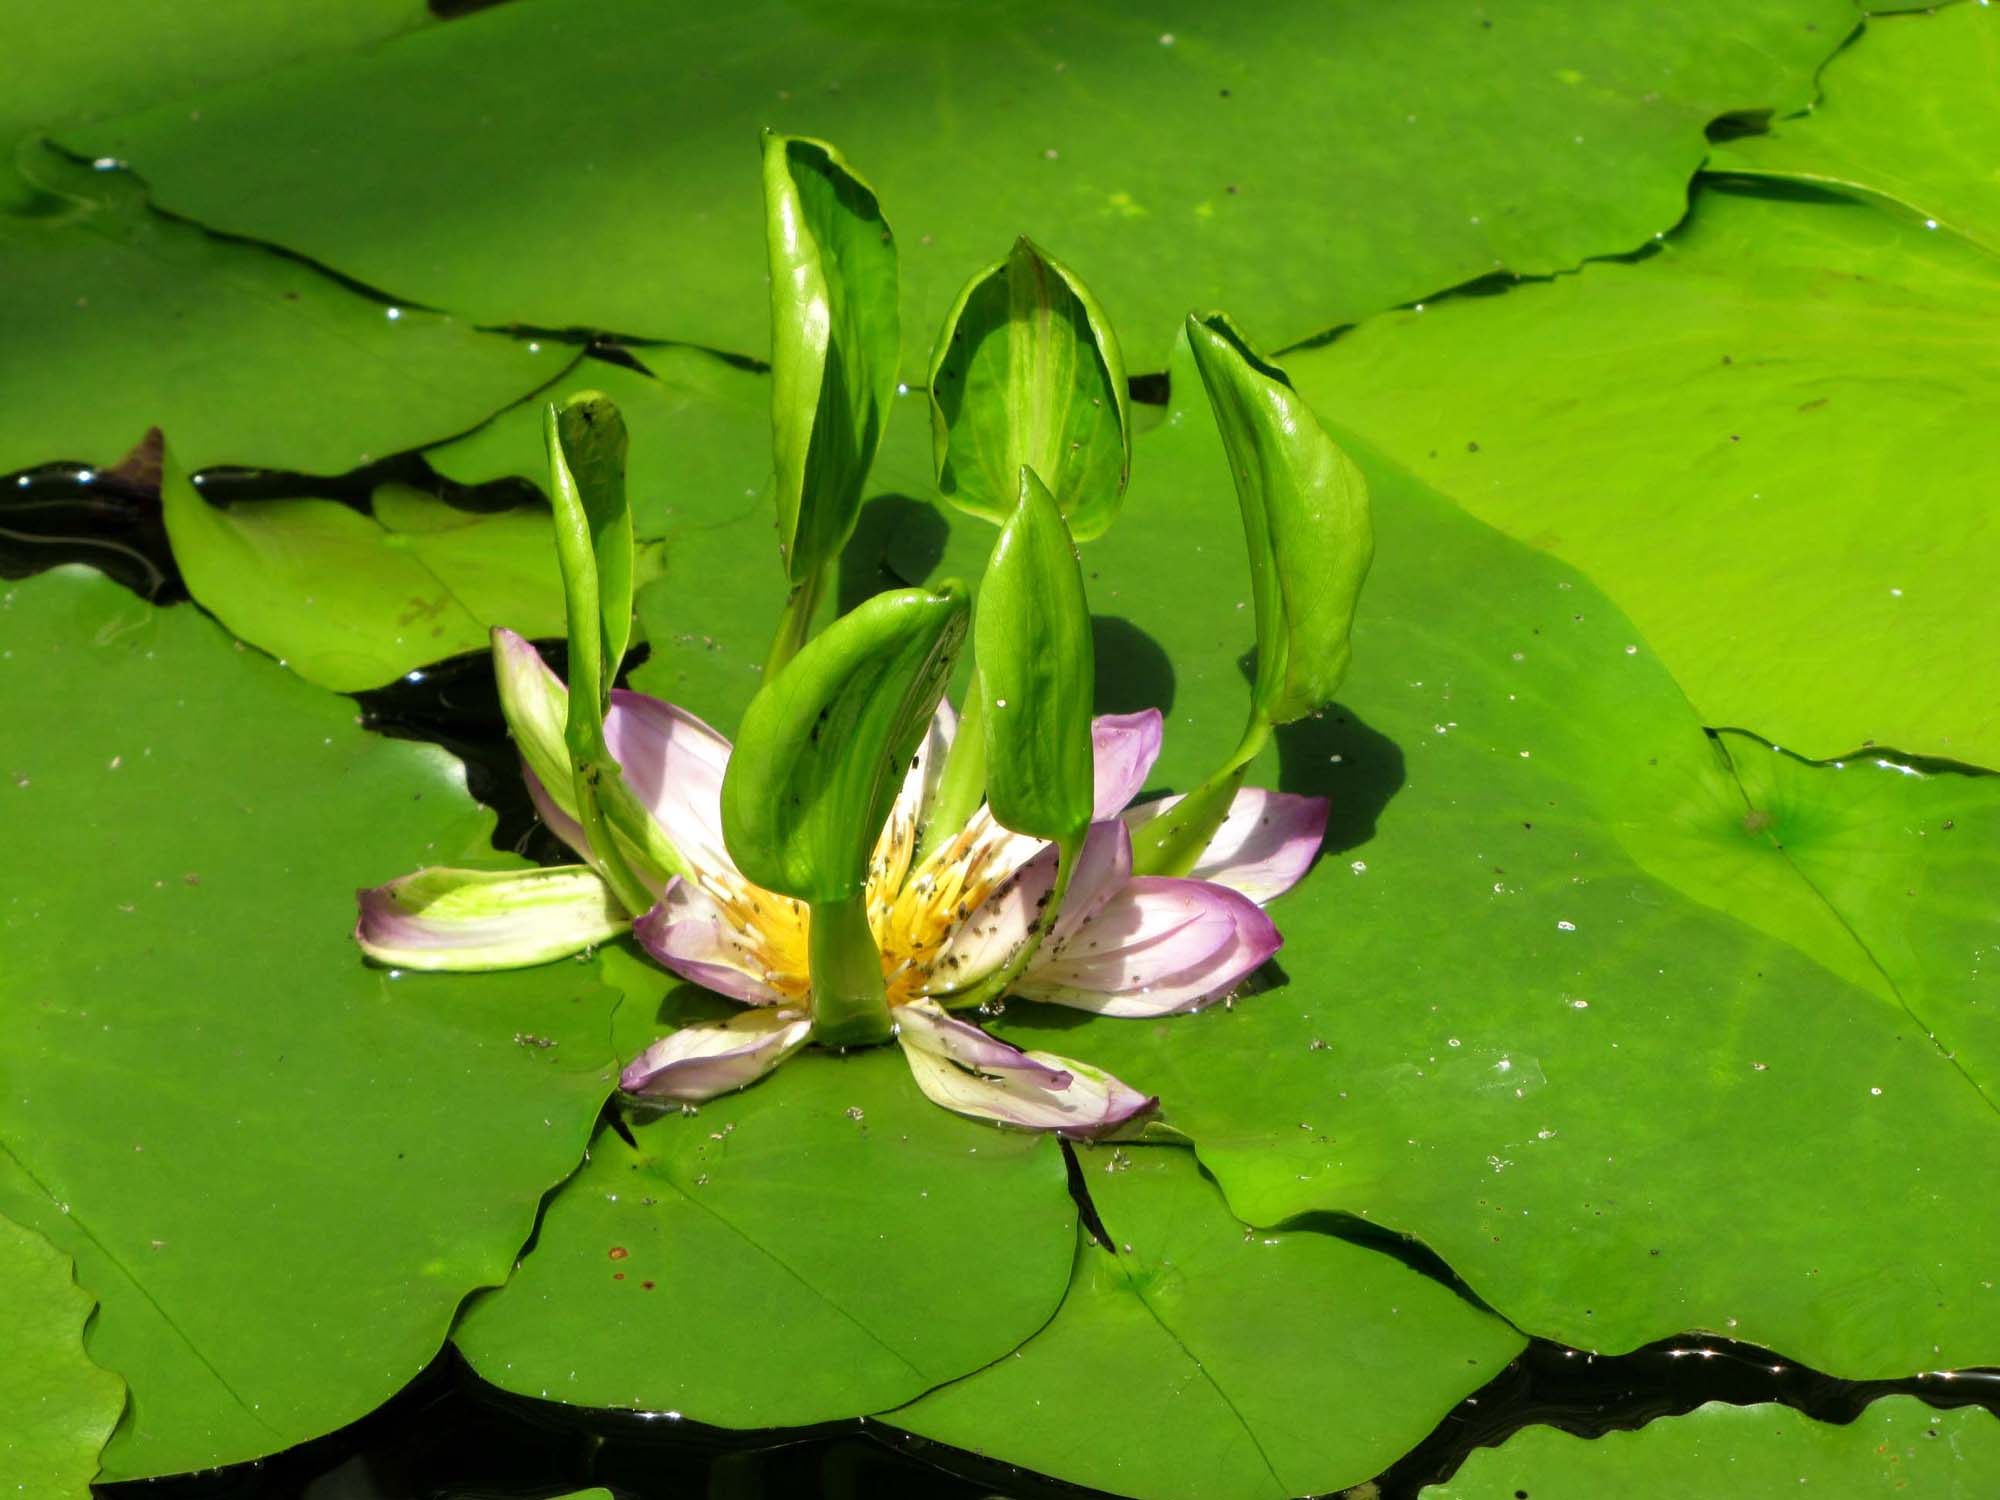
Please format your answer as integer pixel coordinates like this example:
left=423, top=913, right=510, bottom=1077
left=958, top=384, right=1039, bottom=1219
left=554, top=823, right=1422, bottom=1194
left=1288, top=181, right=2000, bottom=765
left=58, top=0, right=1849, bottom=367
left=1422, top=1397, right=2000, bottom=1498
left=891, top=1147, right=1522, bottom=1500
left=0, top=567, right=621, bottom=1479
left=0, top=1210, right=124, bottom=1498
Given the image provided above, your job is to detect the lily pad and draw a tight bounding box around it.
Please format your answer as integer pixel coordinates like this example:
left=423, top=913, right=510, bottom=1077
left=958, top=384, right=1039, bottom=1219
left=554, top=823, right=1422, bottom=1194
left=891, top=1147, right=1523, bottom=1500
left=0, top=566, right=622, bottom=1479
left=0, top=0, right=426, bottom=211
left=453, top=965, right=1076, bottom=1426
left=979, top=337, right=2000, bottom=1378
left=164, top=473, right=577, bottom=692
left=60, top=0, right=1849, bottom=366
left=0, top=159, right=557, bottom=476
left=0, top=1210, right=124, bottom=1499
left=1710, top=3, right=2000, bottom=253
left=1423, top=1398, right=2000, bottom=1498
left=1287, top=180, right=2000, bottom=765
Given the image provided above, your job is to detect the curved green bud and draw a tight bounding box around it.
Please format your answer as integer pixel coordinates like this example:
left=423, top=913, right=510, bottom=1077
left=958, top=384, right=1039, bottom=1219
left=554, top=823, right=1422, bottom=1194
left=977, top=468, right=1096, bottom=846
left=929, top=237, right=1130, bottom=540
left=763, top=132, right=900, bottom=591
left=723, top=584, right=969, bottom=903
left=1184, top=311, right=1373, bottom=725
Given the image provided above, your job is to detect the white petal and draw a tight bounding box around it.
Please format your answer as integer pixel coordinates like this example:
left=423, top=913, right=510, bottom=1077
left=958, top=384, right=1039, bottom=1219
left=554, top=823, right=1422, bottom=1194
left=355, top=865, right=626, bottom=970
left=620, top=1009, right=810, bottom=1101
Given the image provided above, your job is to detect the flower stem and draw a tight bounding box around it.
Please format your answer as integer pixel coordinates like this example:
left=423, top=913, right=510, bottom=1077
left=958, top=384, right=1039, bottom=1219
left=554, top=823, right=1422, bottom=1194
left=1129, top=709, right=1272, bottom=878
left=807, top=893, right=894, bottom=1046
left=764, top=557, right=833, bottom=680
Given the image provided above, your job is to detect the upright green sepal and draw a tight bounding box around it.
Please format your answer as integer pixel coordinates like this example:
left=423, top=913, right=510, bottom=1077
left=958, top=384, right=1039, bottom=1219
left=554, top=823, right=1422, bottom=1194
left=724, top=584, right=970, bottom=902
left=762, top=132, right=900, bottom=597
left=543, top=394, right=650, bottom=915
left=545, top=393, right=634, bottom=708
left=977, top=468, right=1096, bottom=845
left=1184, top=312, right=1372, bottom=724
left=1133, top=316, right=1372, bottom=879
left=929, top=237, right=1130, bottom=540
left=722, top=583, right=969, bottom=1045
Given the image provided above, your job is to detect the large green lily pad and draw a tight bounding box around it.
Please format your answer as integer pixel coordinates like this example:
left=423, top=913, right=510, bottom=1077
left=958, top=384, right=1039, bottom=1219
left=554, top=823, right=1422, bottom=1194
left=1424, top=1398, right=2000, bottom=1498
left=1711, top=3, right=2000, bottom=253
left=976, top=337, right=2000, bottom=1378
left=164, top=474, right=576, bottom=692
left=0, top=160, right=557, bottom=477
left=1287, top=181, right=2000, bottom=765
left=61, top=0, right=1848, bottom=367
left=0, top=1211, right=124, bottom=1499
left=454, top=956, right=1076, bottom=1426
left=0, top=0, right=426, bottom=212
left=891, top=1147, right=1522, bottom=1500
left=0, top=567, right=621, bottom=1479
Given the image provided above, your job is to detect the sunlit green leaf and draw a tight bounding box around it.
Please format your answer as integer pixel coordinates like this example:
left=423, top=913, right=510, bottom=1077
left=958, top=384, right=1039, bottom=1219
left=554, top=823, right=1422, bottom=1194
left=765, top=133, right=899, bottom=589
left=722, top=584, right=967, bottom=903
left=0, top=1211, right=124, bottom=1499
left=454, top=1017, right=1075, bottom=1426
left=1187, top=313, right=1371, bottom=727
left=61, top=0, right=1851, bottom=368
left=976, top=469, right=1094, bottom=845
left=891, top=1147, right=1521, bottom=1500
left=0, top=156, right=556, bottom=477
left=929, top=237, right=1128, bottom=538
left=1287, top=180, right=2000, bottom=765
left=1709, top=3, right=2000, bottom=254
left=161, top=468, right=569, bottom=692
left=976, top=337, right=2000, bottom=1379
left=1423, top=1399, right=2000, bottom=1499
left=0, top=567, right=621, bottom=1479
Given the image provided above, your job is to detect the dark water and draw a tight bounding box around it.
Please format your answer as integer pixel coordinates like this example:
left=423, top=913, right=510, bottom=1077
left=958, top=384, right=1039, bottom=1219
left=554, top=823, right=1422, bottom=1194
left=9, top=463, right=1998, bottom=1500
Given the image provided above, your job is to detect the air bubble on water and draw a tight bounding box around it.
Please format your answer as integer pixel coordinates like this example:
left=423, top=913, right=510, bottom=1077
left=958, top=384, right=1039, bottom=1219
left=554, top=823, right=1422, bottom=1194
left=1350, top=860, right=1368, bottom=875
left=1557, top=920, right=1576, bottom=931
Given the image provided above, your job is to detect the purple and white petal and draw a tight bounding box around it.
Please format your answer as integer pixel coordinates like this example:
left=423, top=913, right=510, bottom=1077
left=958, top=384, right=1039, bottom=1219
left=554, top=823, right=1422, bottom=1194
left=632, top=878, right=787, bottom=1007
left=893, top=999, right=1071, bottom=1089
left=601, top=690, right=737, bottom=877
left=620, top=1009, right=811, bottom=1101
left=491, top=629, right=575, bottom=818
left=355, top=865, right=626, bottom=971
left=1017, top=875, right=1281, bottom=1017
left=1122, top=786, right=1329, bottom=903
left=1091, top=709, right=1163, bottom=819
left=1050, top=819, right=1135, bottom=944
left=873, top=700, right=959, bottom=895
left=895, top=1008, right=1155, bottom=1138
left=912, top=807, right=1052, bottom=987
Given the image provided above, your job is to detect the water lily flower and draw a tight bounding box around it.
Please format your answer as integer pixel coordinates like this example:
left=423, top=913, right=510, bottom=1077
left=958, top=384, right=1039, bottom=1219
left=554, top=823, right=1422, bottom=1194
left=358, top=632, right=1326, bottom=1137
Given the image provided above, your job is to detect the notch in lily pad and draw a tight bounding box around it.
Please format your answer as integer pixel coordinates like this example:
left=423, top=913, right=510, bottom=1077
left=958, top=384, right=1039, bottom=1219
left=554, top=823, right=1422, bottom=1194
left=1133, top=314, right=1373, bottom=878
left=929, top=236, right=1130, bottom=541
left=762, top=132, right=900, bottom=673
left=720, top=582, right=970, bottom=1044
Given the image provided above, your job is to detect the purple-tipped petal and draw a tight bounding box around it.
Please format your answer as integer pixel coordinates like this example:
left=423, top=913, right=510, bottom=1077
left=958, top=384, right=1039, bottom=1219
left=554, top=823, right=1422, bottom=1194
left=620, top=1009, right=811, bottom=1101
left=893, top=999, right=1071, bottom=1088
left=601, top=691, right=735, bottom=876
left=875, top=701, right=959, bottom=892
left=1091, top=709, right=1164, bottom=818
left=1123, top=786, right=1329, bottom=903
left=632, top=878, right=788, bottom=1006
left=894, top=1004, right=1155, bottom=1138
left=491, top=629, right=574, bottom=811
left=927, top=819, right=1132, bottom=992
left=1018, top=875, right=1282, bottom=1017
left=354, top=865, right=626, bottom=971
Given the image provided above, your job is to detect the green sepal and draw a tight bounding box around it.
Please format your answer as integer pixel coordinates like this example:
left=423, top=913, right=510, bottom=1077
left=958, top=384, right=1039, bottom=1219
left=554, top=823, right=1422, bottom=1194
left=929, top=237, right=1130, bottom=540
left=763, top=132, right=900, bottom=591
left=1184, top=312, right=1372, bottom=725
left=976, top=468, right=1096, bottom=845
left=543, top=395, right=651, bottom=915
left=722, top=583, right=970, bottom=904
